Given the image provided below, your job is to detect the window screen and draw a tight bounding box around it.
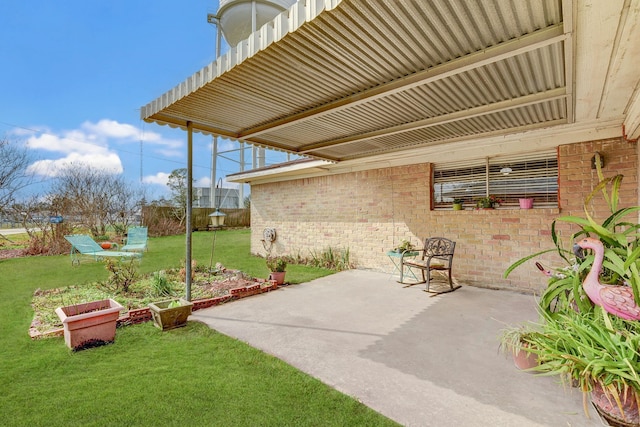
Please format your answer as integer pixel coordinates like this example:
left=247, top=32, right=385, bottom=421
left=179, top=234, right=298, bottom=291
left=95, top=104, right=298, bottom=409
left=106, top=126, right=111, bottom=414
left=433, top=151, right=558, bottom=209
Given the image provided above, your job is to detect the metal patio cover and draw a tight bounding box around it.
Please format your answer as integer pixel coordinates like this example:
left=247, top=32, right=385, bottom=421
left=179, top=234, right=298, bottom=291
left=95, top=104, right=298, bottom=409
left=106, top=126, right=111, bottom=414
left=141, top=0, right=577, bottom=162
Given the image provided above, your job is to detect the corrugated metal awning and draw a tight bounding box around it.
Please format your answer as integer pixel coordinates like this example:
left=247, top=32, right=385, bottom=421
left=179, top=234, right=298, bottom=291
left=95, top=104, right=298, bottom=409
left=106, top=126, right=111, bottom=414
left=141, top=0, right=573, bottom=162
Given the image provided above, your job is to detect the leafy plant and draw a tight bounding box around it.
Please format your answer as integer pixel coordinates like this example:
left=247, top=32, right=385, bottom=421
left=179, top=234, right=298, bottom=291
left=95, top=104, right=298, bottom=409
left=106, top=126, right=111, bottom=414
left=452, top=198, right=464, bottom=205
left=393, top=239, right=415, bottom=253
left=504, top=155, right=640, bottom=313
left=308, top=247, right=353, bottom=271
left=476, top=195, right=502, bottom=208
left=266, top=257, right=287, bottom=272
left=168, top=299, right=182, bottom=309
left=498, top=323, right=539, bottom=359
left=525, top=307, right=640, bottom=417
left=501, top=153, right=640, bottom=421
left=151, top=271, right=173, bottom=297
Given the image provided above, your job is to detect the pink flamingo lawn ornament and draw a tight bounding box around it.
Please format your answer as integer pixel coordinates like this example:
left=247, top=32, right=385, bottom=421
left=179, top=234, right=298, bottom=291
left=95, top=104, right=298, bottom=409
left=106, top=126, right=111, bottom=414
left=574, top=237, right=640, bottom=321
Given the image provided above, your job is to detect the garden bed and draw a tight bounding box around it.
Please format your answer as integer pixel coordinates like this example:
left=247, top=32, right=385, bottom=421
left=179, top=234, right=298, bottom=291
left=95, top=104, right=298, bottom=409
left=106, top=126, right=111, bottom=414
left=29, top=264, right=278, bottom=339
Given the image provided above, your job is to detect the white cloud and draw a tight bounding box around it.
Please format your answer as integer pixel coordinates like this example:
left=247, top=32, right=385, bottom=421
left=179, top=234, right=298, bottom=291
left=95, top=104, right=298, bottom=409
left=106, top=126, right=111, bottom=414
left=142, top=172, right=171, bottom=186
left=195, top=176, right=211, bottom=187
left=143, top=174, right=212, bottom=189
left=81, top=119, right=139, bottom=139
left=26, top=132, right=110, bottom=155
left=20, top=119, right=187, bottom=178
left=27, top=153, right=123, bottom=177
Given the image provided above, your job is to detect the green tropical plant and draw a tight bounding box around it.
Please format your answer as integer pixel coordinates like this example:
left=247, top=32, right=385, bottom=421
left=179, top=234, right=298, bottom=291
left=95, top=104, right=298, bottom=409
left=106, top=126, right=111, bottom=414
left=498, top=323, right=539, bottom=360
left=525, top=307, right=640, bottom=417
left=266, top=256, right=287, bottom=272
left=501, top=153, right=640, bottom=422
left=504, top=153, right=640, bottom=313
left=476, top=195, right=502, bottom=208
left=151, top=271, right=173, bottom=297
left=393, top=239, right=415, bottom=253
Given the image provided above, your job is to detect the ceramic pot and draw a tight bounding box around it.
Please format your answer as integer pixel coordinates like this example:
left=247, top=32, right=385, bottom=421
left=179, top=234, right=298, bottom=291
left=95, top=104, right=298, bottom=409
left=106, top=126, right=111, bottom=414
left=55, top=299, right=123, bottom=350
left=513, top=344, right=538, bottom=371
left=591, top=382, right=640, bottom=426
left=519, top=198, right=534, bottom=209
left=269, top=271, right=286, bottom=285
left=149, top=298, right=193, bottom=331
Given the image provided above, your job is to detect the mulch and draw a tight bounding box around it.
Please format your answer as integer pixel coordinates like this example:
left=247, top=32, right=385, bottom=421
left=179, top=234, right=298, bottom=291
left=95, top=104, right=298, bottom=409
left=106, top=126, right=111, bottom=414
left=0, top=249, right=25, bottom=260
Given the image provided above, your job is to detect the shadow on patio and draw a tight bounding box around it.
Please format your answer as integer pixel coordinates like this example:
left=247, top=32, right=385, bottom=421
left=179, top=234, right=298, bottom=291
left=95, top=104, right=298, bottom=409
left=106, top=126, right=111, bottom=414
left=191, top=270, right=602, bottom=427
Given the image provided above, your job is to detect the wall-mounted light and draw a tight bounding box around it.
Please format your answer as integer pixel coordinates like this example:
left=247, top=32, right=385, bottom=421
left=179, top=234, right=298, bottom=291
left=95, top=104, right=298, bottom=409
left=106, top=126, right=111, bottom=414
left=591, top=152, right=605, bottom=169
left=500, top=167, right=513, bottom=176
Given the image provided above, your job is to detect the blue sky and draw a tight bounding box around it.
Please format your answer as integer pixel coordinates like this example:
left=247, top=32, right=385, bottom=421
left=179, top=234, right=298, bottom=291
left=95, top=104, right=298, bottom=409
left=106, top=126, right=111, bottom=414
left=0, top=1, right=291, bottom=202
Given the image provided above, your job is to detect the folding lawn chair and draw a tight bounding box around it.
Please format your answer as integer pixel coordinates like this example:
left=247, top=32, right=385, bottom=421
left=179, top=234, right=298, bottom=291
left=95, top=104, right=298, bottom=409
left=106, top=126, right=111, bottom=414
left=64, top=234, right=142, bottom=266
left=121, top=226, right=148, bottom=252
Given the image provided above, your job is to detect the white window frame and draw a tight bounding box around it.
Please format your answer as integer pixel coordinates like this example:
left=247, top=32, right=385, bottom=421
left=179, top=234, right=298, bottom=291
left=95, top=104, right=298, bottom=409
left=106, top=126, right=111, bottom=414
left=432, top=151, right=558, bottom=209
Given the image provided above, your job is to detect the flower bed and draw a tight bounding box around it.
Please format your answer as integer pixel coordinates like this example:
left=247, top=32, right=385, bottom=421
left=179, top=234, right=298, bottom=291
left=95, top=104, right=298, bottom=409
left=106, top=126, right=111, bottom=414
left=29, top=266, right=278, bottom=339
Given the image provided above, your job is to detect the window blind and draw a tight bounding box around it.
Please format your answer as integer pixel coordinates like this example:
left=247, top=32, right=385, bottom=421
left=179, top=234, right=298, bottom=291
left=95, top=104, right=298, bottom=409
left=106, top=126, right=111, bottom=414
left=433, top=151, right=558, bottom=209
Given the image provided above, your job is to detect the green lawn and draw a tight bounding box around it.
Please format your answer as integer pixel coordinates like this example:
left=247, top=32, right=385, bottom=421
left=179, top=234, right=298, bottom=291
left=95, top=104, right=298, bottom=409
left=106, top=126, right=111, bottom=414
left=0, top=229, right=399, bottom=427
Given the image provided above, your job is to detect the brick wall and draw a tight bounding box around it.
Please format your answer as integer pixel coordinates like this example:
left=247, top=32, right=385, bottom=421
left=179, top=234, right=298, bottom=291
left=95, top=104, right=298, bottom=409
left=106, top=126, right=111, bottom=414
left=251, top=137, right=638, bottom=293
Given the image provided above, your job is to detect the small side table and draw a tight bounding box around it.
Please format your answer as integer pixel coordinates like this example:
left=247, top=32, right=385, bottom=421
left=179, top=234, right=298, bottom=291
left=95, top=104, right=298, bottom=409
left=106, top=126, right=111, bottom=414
left=386, top=250, right=419, bottom=282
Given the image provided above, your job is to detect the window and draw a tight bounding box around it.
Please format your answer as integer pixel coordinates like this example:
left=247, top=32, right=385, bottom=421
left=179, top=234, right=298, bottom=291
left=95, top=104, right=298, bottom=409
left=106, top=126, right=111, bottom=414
left=432, top=151, right=558, bottom=209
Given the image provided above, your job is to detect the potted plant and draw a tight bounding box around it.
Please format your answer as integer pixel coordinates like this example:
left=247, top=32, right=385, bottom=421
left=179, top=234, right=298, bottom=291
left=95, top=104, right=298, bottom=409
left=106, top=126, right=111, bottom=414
left=518, top=197, right=534, bottom=209
left=148, top=298, right=193, bottom=331
left=266, top=256, right=287, bottom=285
left=503, top=165, right=640, bottom=425
left=55, top=298, right=124, bottom=350
left=393, top=239, right=415, bottom=253
left=498, top=324, right=539, bottom=371
left=527, top=308, right=640, bottom=425
left=505, top=171, right=640, bottom=316
left=452, top=198, right=464, bottom=210
left=476, top=195, right=502, bottom=209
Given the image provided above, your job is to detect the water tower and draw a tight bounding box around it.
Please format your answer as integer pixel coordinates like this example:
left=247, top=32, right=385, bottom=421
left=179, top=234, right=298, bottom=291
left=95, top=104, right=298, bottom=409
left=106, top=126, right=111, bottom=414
left=217, top=0, right=297, bottom=47
left=208, top=0, right=296, bottom=207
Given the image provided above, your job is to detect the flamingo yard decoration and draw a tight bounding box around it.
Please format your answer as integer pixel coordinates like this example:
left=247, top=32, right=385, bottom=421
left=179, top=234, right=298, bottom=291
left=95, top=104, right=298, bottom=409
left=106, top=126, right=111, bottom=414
left=574, top=237, right=640, bottom=321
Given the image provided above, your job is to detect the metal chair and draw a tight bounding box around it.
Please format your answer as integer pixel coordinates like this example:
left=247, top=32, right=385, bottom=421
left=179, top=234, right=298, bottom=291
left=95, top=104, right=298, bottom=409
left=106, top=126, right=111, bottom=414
left=399, top=237, right=459, bottom=294
left=122, top=226, right=148, bottom=252
left=64, top=234, right=142, bottom=266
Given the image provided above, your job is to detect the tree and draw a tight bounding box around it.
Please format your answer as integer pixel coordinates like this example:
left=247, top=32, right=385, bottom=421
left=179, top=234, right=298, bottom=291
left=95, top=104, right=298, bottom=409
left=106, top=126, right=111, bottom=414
left=51, top=165, right=143, bottom=237
left=0, top=137, right=33, bottom=216
left=166, top=168, right=193, bottom=225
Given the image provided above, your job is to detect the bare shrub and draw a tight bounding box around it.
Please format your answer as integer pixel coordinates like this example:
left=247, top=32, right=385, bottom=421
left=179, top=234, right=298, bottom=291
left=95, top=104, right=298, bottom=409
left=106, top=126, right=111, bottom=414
left=147, top=217, right=184, bottom=237
left=99, top=258, right=140, bottom=294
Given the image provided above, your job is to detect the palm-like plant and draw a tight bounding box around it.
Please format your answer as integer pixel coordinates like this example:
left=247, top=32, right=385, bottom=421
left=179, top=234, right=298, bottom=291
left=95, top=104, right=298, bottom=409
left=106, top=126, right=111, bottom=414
left=504, top=154, right=640, bottom=314
left=526, top=307, right=640, bottom=421
left=502, top=154, right=640, bottom=423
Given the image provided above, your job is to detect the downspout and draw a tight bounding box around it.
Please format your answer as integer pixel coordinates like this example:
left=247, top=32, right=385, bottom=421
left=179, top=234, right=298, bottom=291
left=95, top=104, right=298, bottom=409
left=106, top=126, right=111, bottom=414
left=186, top=122, right=193, bottom=301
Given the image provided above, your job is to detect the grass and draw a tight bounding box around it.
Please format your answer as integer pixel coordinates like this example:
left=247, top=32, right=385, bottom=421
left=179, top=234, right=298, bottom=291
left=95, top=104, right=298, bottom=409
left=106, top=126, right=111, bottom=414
left=0, top=229, right=398, bottom=427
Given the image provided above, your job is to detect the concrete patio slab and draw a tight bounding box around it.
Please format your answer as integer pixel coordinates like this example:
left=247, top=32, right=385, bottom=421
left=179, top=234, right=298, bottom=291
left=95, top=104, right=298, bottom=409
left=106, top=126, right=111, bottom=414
left=190, top=270, right=602, bottom=426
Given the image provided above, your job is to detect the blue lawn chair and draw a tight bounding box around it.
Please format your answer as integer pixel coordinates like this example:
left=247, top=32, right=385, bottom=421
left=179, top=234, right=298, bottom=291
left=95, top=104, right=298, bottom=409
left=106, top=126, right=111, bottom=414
left=64, top=234, right=142, bottom=266
left=121, top=226, right=148, bottom=252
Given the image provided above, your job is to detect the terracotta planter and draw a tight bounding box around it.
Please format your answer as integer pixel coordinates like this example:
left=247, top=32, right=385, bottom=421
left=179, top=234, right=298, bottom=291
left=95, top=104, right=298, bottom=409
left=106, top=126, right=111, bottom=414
left=591, top=382, right=640, bottom=426
left=55, top=299, right=123, bottom=350
left=519, top=198, right=534, bottom=209
left=149, top=298, right=193, bottom=331
left=269, top=271, right=286, bottom=285
left=512, top=345, right=538, bottom=371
